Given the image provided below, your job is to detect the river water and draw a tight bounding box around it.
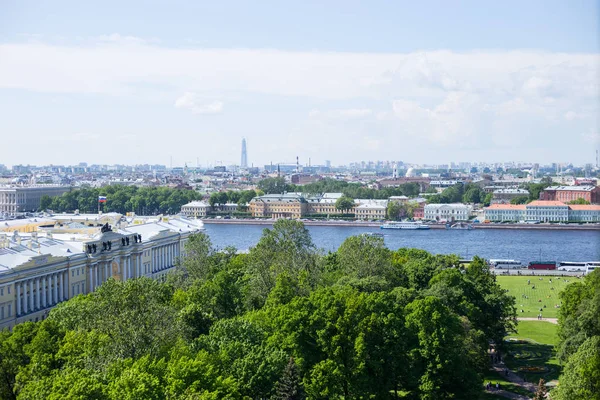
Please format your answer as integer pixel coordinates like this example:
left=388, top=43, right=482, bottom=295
left=203, top=224, right=600, bottom=263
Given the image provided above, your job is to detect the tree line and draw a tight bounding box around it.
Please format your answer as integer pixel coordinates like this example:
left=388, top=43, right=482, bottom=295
left=258, top=177, right=421, bottom=199
left=40, top=186, right=203, bottom=215
left=0, top=220, right=517, bottom=399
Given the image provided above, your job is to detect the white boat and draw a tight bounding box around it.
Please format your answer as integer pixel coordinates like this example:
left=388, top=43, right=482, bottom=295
left=381, top=221, right=430, bottom=230
left=362, top=232, right=385, bottom=238
left=446, top=222, right=473, bottom=230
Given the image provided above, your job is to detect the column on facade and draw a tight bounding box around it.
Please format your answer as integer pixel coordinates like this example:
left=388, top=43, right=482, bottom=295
left=16, top=283, right=21, bottom=316
left=53, top=274, right=58, bottom=304
left=41, top=276, right=47, bottom=308
left=138, top=254, right=142, bottom=276
left=29, top=280, right=34, bottom=311
left=64, top=271, right=69, bottom=300
left=105, top=262, right=110, bottom=282
left=36, top=279, right=40, bottom=309
left=46, top=276, right=51, bottom=306
left=22, top=282, right=28, bottom=314
left=59, top=273, right=64, bottom=302
left=89, top=265, right=94, bottom=292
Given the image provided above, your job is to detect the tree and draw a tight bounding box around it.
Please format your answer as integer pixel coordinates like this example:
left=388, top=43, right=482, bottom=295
left=553, top=336, right=600, bottom=400
left=534, top=378, right=547, bottom=400
left=246, top=220, right=317, bottom=307
left=510, top=196, right=529, bottom=205
left=258, top=177, right=291, bottom=194
left=176, top=232, right=215, bottom=282
left=335, top=196, right=355, bottom=214
left=405, top=296, right=481, bottom=400
left=336, top=235, right=394, bottom=284
left=557, top=269, right=600, bottom=361
left=568, top=198, right=591, bottom=205
left=273, top=357, right=304, bottom=400
left=39, top=195, right=53, bottom=211
left=387, top=201, right=402, bottom=220
left=483, top=193, right=493, bottom=207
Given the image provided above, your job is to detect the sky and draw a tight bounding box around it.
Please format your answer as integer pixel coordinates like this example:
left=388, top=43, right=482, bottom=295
left=0, top=0, right=599, bottom=168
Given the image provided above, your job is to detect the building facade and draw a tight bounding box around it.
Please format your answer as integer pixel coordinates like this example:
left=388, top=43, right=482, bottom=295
left=483, top=201, right=600, bottom=222
left=354, top=200, right=387, bottom=220
left=0, top=217, right=204, bottom=331
left=491, top=188, right=530, bottom=204
left=540, top=186, right=600, bottom=204
left=0, top=186, right=71, bottom=214
left=249, top=193, right=308, bottom=219
left=181, top=201, right=211, bottom=218
left=424, top=204, right=473, bottom=221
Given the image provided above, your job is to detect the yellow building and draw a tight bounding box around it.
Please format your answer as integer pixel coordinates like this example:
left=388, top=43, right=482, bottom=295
left=249, top=193, right=308, bottom=219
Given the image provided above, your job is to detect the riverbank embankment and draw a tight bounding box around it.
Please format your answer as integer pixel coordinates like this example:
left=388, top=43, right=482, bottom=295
left=202, top=219, right=600, bottom=231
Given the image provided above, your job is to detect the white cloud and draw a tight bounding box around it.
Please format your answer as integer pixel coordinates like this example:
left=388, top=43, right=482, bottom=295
left=0, top=36, right=598, bottom=165
left=174, top=93, right=223, bottom=115
left=309, top=108, right=372, bottom=119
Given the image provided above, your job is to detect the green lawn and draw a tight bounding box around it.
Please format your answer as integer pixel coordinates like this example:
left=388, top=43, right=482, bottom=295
left=507, top=320, right=559, bottom=346
left=497, top=275, right=574, bottom=318
left=503, top=321, right=561, bottom=384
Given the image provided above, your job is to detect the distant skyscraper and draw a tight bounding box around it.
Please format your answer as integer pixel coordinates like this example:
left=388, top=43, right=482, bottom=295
left=241, top=138, right=248, bottom=169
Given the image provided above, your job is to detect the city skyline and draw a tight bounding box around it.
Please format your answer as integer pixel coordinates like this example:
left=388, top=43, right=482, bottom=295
left=0, top=1, right=599, bottom=166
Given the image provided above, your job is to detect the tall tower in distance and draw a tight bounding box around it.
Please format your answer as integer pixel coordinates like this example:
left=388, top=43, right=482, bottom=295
left=241, top=138, right=248, bottom=169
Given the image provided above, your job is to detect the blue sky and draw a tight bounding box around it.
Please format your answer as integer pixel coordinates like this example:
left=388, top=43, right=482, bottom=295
left=0, top=1, right=598, bottom=167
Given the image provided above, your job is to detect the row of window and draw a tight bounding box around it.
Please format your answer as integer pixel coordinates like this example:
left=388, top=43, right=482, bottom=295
left=0, top=304, right=12, bottom=320
left=0, top=286, right=12, bottom=296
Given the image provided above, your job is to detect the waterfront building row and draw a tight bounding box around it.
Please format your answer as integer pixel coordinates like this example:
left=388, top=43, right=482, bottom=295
left=0, top=217, right=204, bottom=331
left=484, top=201, right=600, bottom=222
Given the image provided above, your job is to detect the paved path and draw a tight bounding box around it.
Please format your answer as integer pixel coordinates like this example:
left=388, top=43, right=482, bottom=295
left=517, top=317, right=558, bottom=325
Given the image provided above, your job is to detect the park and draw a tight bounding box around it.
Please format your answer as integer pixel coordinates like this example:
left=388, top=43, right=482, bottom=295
left=482, top=274, right=578, bottom=399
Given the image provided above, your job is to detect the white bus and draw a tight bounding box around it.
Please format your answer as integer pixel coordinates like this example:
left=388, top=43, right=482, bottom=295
left=558, top=261, right=587, bottom=272
left=585, top=261, right=600, bottom=275
left=489, top=259, right=523, bottom=269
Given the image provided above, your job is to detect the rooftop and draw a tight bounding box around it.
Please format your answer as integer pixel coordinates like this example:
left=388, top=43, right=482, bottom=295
left=545, top=186, right=597, bottom=192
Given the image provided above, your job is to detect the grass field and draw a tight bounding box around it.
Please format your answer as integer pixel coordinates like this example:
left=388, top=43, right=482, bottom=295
left=504, top=321, right=561, bottom=384
left=497, top=275, right=575, bottom=318
left=507, top=321, right=559, bottom=346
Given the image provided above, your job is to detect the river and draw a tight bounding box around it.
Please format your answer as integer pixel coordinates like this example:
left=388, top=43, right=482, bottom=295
left=203, top=223, right=600, bottom=263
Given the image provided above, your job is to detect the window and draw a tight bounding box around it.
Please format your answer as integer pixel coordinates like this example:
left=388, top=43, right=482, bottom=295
left=7, top=286, right=10, bottom=294
left=8, top=305, right=11, bottom=317
left=0, top=288, right=3, bottom=296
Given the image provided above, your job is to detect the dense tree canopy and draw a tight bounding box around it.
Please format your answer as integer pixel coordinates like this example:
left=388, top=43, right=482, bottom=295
left=42, top=185, right=203, bottom=215
left=0, top=222, right=518, bottom=399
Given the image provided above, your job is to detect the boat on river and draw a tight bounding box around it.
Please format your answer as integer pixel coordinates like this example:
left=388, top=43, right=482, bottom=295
left=446, top=222, right=473, bottom=230
left=381, top=221, right=430, bottom=230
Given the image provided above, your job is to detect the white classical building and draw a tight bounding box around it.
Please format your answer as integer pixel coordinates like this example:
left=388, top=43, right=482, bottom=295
left=354, top=199, right=388, bottom=220
left=0, top=185, right=71, bottom=214
left=180, top=201, right=211, bottom=218
left=424, top=203, right=473, bottom=221
left=0, top=216, right=204, bottom=331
